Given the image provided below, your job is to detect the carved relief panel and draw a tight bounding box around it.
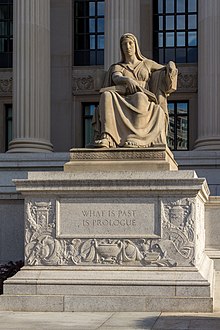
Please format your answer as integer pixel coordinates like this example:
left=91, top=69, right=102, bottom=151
left=25, top=197, right=198, bottom=267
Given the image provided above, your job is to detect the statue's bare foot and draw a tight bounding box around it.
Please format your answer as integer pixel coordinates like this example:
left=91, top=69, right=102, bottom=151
left=124, top=140, right=138, bottom=148
left=94, top=138, right=110, bottom=148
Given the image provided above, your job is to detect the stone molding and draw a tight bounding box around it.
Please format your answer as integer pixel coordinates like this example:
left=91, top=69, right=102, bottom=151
left=65, top=147, right=178, bottom=171
left=70, top=148, right=167, bottom=161
left=0, top=66, right=197, bottom=98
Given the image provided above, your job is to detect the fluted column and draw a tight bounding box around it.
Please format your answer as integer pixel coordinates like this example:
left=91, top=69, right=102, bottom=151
left=195, top=0, right=220, bottom=150
left=8, top=0, right=53, bottom=152
left=104, top=0, right=140, bottom=70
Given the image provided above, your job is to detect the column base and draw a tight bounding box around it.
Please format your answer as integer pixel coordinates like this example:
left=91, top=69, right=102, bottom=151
left=7, top=138, right=53, bottom=153
left=194, top=137, right=220, bottom=150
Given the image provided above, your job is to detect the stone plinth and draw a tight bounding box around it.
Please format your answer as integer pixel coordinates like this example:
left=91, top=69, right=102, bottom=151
left=1, top=169, right=214, bottom=312
left=64, top=146, right=178, bottom=172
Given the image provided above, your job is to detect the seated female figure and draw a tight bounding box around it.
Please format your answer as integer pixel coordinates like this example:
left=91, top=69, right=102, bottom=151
left=93, top=33, right=178, bottom=148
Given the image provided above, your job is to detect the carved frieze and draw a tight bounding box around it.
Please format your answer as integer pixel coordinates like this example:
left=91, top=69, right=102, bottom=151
left=177, top=65, right=198, bottom=92
left=72, top=68, right=105, bottom=95
left=25, top=197, right=197, bottom=267
left=178, top=73, right=197, bottom=90
left=0, top=77, right=12, bottom=96
left=70, top=150, right=165, bottom=161
left=73, top=75, right=94, bottom=92
left=71, top=66, right=197, bottom=96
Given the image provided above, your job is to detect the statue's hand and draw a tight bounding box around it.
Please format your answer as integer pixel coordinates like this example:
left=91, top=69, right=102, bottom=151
left=164, top=61, right=178, bottom=94
left=166, top=61, right=177, bottom=77
left=126, top=78, right=140, bottom=94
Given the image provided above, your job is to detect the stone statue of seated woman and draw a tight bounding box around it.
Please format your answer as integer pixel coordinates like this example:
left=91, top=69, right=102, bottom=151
left=92, top=33, right=178, bottom=148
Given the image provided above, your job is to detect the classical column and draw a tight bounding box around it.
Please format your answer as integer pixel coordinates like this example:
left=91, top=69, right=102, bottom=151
left=194, top=0, right=220, bottom=150
left=8, top=0, right=53, bottom=152
left=104, top=0, right=140, bottom=70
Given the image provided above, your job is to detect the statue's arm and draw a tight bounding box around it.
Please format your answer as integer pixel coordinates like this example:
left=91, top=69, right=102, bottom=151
left=148, top=60, right=178, bottom=96
left=147, top=59, right=165, bottom=72
left=164, top=61, right=178, bottom=94
left=112, top=72, right=140, bottom=94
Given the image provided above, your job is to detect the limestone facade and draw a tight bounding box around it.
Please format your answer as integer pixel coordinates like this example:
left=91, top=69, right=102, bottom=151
left=0, top=0, right=198, bottom=152
left=0, top=0, right=220, bottom=269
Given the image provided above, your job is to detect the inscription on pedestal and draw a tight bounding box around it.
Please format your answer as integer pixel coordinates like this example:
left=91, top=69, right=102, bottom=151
left=56, top=198, right=160, bottom=238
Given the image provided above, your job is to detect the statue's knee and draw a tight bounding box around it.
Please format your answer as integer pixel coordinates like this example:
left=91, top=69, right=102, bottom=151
left=100, top=91, right=112, bottom=103
left=135, top=92, right=144, bottom=98
left=103, top=91, right=111, bottom=98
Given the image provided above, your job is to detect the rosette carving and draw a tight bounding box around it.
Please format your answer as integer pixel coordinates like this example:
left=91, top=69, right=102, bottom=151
left=73, top=76, right=94, bottom=91
left=0, top=77, right=12, bottom=95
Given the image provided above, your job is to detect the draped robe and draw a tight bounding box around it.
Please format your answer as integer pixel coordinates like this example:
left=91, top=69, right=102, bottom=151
left=93, top=59, right=176, bottom=147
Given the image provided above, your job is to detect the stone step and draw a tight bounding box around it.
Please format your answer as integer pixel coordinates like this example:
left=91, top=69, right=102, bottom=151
left=0, top=294, right=213, bottom=313
left=0, top=266, right=214, bottom=312
left=214, top=271, right=220, bottom=311
left=3, top=266, right=213, bottom=298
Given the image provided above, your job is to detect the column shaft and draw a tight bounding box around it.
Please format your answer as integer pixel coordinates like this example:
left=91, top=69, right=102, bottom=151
left=195, top=0, right=220, bottom=149
left=104, top=0, right=140, bottom=70
left=8, top=0, right=53, bottom=152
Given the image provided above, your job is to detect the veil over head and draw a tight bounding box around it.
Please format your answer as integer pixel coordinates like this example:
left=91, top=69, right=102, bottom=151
left=119, top=33, right=145, bottom=62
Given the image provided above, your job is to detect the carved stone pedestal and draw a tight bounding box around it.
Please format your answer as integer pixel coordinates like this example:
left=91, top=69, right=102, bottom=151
left=64, top=146, right=178, bottom=172
left=0, top=169, right=214, bottom=312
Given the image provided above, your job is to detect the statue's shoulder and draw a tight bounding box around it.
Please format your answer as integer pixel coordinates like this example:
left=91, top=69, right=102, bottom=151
left=104, top=63, right=124, bottom=87
left=140, top=59, right=153, bottom=74
left=142, top=58, right=154, bottom=69
left=109, top=62, right=124, bottom=72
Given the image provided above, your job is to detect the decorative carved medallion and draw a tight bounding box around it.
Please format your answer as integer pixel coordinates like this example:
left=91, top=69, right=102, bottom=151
left=0, top=77, right=12, bottom=95
left=161, top=198, right=195, bottom=266
left=73, top=76, right=94, bottom=92
left=178, top=73, right=197, bottom=90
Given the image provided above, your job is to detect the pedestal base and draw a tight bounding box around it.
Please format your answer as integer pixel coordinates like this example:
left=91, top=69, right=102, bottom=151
left=0, top=161, right=214, bottom=312
left=2, top=253, right=214, bottom=312
left=64, top=146, right=178, bottom=172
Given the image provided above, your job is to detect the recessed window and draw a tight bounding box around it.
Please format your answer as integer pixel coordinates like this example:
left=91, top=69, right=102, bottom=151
left=167, top=101, right=189, bottom=150
left=0, top=0, right=13, bottom=68
left=83, top=103, right=98, bottom=146
left=74, top=0, right=104, bottom=66
left=153, top=0, right=197, bottom=63
left=5, top=104, right=12, bottom=150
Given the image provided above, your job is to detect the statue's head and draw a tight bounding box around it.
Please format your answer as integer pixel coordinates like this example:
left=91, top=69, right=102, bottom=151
left=120, top=33, right=144, bottom=62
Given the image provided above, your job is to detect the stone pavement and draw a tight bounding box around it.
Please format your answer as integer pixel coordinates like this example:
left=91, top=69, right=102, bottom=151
left=0, top=311, right=220, bottom=329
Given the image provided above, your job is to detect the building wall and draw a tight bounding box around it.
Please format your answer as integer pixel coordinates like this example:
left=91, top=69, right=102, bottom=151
left=0, top=0, right=198, bottom=152
left=0, top=0, right=219, bottom=265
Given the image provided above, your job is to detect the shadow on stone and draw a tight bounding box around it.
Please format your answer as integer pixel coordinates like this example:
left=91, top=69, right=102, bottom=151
left=135, top=314, right=220, bottom=330
left=0, top=261, right=23, bottom=294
